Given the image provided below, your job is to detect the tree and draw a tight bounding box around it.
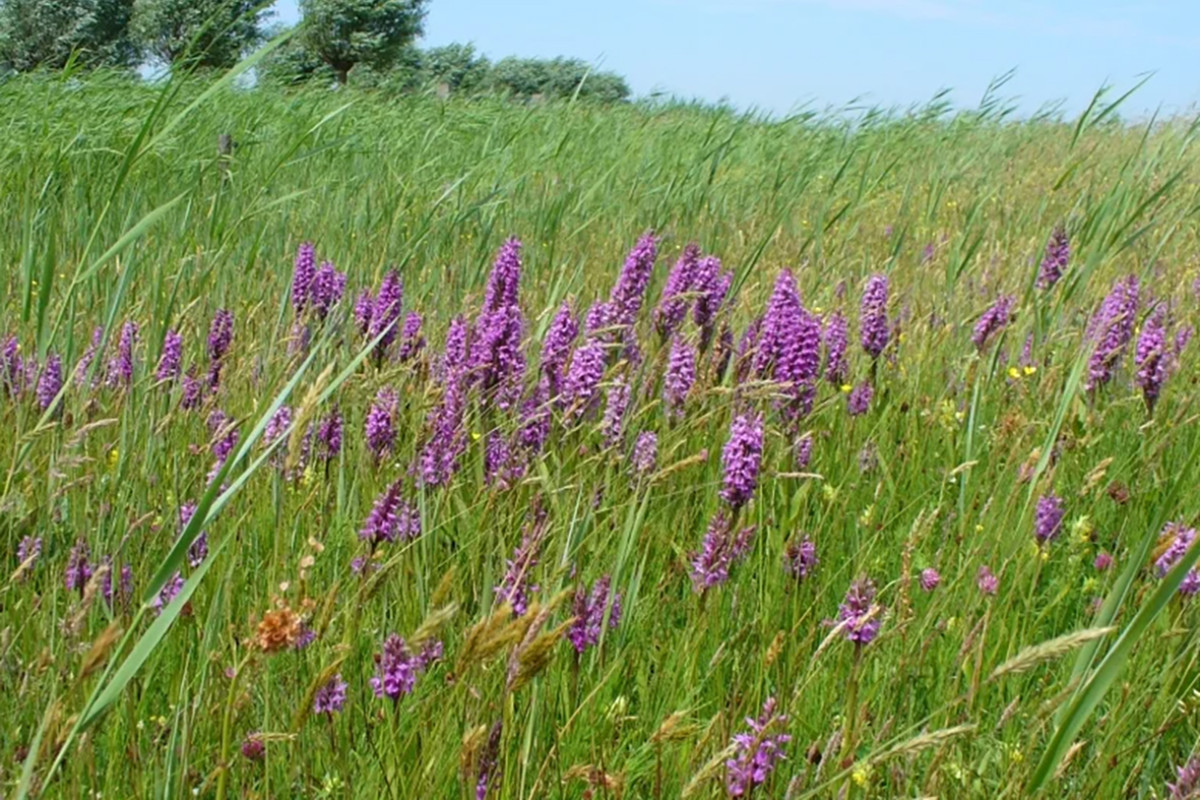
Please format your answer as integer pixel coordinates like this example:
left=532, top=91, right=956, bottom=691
left=489, top=56, right=630, bottom=103
left=132, top=0, right=267, bottom=71
left=299, top=0, right=428, bottom=86
left=0, top=0, right=139, bottom=71
left=422, top=43, right=489, bottom=94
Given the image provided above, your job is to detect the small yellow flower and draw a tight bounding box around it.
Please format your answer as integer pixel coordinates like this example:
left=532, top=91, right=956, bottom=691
left=1082, top=576, right=1098, bottom=594
left=852, top=766, right=870, bottom=788
left=1023, top=365, right=1037, bottom=376
left=470, top=431, right=482, bottom=441
left=1008, top=366, right=1021, bottom=380
left=821, top=484, right=837, bottom=503
left=975, top=523, right=984, bottom=533
left=840, top=384, right=852, bottom=393
left=108, top=449, right=120, bottom=470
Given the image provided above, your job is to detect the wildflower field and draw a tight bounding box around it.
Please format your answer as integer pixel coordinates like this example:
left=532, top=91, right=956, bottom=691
left=4, top=72, right=1200, bottom=798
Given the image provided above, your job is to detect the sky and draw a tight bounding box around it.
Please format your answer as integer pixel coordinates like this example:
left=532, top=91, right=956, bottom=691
left=270, top=0, right=1200, bottom=118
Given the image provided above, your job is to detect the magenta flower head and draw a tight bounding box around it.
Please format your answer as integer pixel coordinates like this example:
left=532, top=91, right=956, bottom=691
left=1168, top=755, right=1200, bottom=799
left=1086, top=275, right=1140, bottom=391
left=720, top=413, right=764, bottom=509
left=977, top=565, right=999, bottom=596
left=725, top=697, right=790, bottom=797
left=1093, top=552, right=1114, bottom=571
left=16, top=536, right=42, bottom=573
left=241, top=734, right=265, bottom=762
left=155, top=330, right=183, bottom=382
left=36, top=353, right=63, bottom=410
left=364, top=387, right=398, bottom=462
left=632, top=430, right=658, bottom=477
left=919, top=568, right=941, bottom=592
left=152, top=572, right=185, bottom=614
left=354, top=289, right=375, bottom=336
left=783, top=535, right=817, bottom=581
left=567, top=574, right=622, bottom=654
left=1037, top=226, right=1070, bottom=290
left=484, top=237, right=522, bottom=314
left=418, top=377, right=466, bottom=488
left=823, top=311, right=849, bottom=385
left=663, top=337, right=696, bottom=418
left=292, top=242, right=316, bottom=314
left=313, top=674, right=348, bottom=715
left=847, top=381, right=873, bottom=416
left=609, top=231, right=658, bottom=326
left=1034, top=493, right=1065, bottom=544
left=1135, top=306, right=1167, bottom=412
left=838, top=577, right=881, bottom=645
left=972, top=295, right=1015, bottom=351
left=2, top=335, right=24, bottom=397
left=860, top=274, right=890, bottom=359
left=654, top=243, right=700, bottom=340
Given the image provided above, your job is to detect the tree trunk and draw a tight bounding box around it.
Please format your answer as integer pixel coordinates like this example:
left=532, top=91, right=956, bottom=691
left=334, top=67, right=349, bottom=86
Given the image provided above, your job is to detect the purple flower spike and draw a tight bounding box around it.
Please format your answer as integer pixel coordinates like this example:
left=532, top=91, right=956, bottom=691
left=65, top=539, right=93, bottom=593
left=36, top=353, right=63, bottom=410
left=725, top=697, right=790, bottom=797
left=567, top=574, right=622, bottom=654
left=368, top=271, right=404, bottom=357
left=152, top=572, right=185, bottom=614
left=2, top=335, right=24, bottom=397
left=156, top=330, right=183, bottom=382
left=793, top=433, right=813, bottom=470
left=292, top=242, right=316, bottom=314
left=541, top=300, right=578, bottom=397
left=314, top=674, right=348, bottom=715
left=397, top=312, right=425, bottom=362
left=860, top=274, right=890, bottom=359
left=663, top=337, right=696, bottom=418
left=601, top=377, right=631, bottom=447
left=1086, top=275, right=1139, bottom=392
left=654, top=244, right=700, bottom=340
left=719, top=413, right=763, bottom=509
left=364, top=387, right=398, bottom=462
left=972, top=295, right=1015, bottom=351
left=1135, top=306, right=1167, bottom=412
left=1034, top=493, right=1065, bottom=544
left=107, top=320, right=138, bottom=388
left=419, top=376, right=466, bottom=488
left=693, top=255, right=732, bottom=346
left=180, top=501, right=208, bottom=568
left=562, top=339, right=606, bottom=421
left=1037, top=226, right=1069, bottom=290
left=838, top=577, right=881, bottom=645
left=690, top=510, right=755, bottom=592
left=1155, top=522, right=1200, bottom=596
left=847, top=381, right=873, bottom=416
left=609, top=232, right=658, bottom=326
left=361, top=478, right=419, bottom=545
left=783, top=535, right=817, bottom=581
left=370, top=633, right=440, bottom=701
left=823, top=311, right=849, bottom=385
left=632, top=430, right=658, bottom=477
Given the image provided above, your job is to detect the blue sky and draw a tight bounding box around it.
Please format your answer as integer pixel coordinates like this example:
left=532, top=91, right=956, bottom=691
left=270, top=0, right=1200, bottom=117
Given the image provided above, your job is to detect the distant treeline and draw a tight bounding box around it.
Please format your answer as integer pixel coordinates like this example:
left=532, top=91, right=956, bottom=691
left=0, top=0, right=630, bottom=103
left=261, top=40, right=631, bottom=103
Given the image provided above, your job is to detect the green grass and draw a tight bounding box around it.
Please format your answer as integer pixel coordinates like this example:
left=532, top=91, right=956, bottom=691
left=2, top=68, right=1200, bottom=798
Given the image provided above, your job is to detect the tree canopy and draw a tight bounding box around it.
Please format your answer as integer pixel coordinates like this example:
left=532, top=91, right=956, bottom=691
left=299, top=0, right=428, bottom=85
left=0, top=0, right=139, bottom=71
left=132, top=0, right=268, bottom=71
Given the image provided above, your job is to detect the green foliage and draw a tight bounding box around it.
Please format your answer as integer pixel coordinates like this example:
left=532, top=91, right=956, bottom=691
left=256, top=24, right=333, bottom=86
left=488, top=55, right=630, bottom=102
left=298, top=0, right=428, bottom=84
left=0, top=0, right=139, bottom=71
left=131, top=0, right=268, bottom=70
left=421, top=42, right=490, bottom=93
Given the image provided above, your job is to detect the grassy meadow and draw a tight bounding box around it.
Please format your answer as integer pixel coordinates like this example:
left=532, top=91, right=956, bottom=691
left=3, top=68, right=1200, bottom=798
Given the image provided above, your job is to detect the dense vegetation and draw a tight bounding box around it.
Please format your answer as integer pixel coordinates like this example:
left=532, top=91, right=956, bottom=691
left=2, top=69, right=1200, bottom=799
